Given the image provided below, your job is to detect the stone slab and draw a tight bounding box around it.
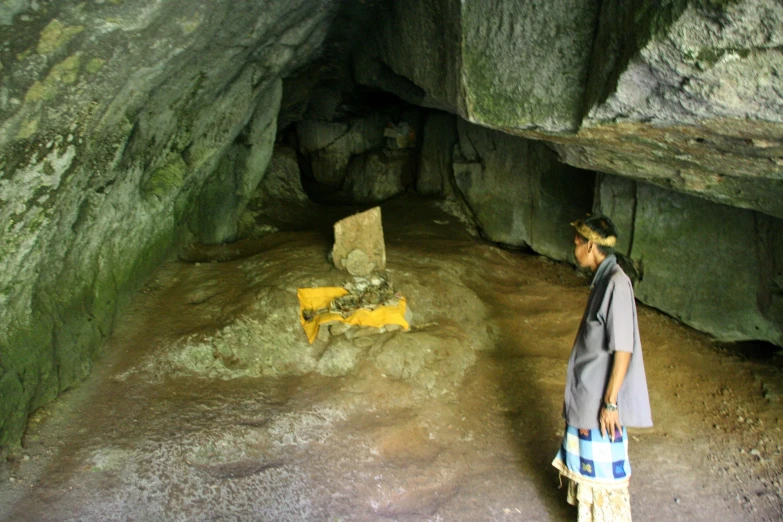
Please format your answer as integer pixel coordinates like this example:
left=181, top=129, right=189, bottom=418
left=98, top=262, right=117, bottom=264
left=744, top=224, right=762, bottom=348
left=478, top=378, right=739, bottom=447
left=332, top=207, right=386, bottom=275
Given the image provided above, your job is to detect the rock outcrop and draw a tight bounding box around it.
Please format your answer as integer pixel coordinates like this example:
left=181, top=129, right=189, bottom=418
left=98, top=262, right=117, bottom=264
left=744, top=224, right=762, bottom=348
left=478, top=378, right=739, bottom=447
left=450, top=119, right=594, bottom=260
left=359, top=0, right=783, bottom=218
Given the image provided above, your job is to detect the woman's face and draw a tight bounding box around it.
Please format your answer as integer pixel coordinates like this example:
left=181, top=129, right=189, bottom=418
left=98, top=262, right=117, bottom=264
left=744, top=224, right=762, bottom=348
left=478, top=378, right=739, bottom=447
left=573, top=234, right=592, bottom=269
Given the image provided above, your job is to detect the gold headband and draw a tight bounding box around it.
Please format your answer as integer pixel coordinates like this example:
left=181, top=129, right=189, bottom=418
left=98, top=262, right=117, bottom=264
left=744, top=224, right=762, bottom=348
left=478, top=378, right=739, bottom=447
left=571, top=220, right=617, bottom=247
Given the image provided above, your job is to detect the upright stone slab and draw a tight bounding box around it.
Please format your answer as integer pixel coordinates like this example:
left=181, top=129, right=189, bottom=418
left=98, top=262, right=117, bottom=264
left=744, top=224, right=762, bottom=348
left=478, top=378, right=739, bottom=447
left=332, top=207, right=386, bottom=276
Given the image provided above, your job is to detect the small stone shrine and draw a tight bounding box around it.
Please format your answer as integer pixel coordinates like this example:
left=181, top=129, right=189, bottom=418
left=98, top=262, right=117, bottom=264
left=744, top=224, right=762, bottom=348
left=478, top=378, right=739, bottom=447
left=297, top=206, right=411, bottom=343
left=331, top=206, right=386, bottom=276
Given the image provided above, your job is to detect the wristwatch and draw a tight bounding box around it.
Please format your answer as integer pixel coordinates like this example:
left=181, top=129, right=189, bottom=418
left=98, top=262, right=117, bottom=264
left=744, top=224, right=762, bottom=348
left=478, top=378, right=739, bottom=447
left=603, top=402, right=618, bottom=412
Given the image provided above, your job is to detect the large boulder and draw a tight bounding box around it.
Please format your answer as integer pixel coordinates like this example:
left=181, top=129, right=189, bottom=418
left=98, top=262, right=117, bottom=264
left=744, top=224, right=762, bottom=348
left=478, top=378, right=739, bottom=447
left=550, top=0, right=783, bottom=218
left=360, top=0, right=783, bottom=218
left=355, top=0, right=600, bottom=130
left=297, top=115, right=389, bottom=188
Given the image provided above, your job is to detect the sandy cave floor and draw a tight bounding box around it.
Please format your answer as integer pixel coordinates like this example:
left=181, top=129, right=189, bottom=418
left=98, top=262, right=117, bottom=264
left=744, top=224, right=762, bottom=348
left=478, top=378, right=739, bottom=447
left=1, top=196, right=783, bottom=522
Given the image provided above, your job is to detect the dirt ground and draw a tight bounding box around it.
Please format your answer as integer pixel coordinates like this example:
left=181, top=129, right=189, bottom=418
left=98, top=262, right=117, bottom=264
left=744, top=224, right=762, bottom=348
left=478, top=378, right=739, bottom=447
left=1, top=196, right=782, bottom=521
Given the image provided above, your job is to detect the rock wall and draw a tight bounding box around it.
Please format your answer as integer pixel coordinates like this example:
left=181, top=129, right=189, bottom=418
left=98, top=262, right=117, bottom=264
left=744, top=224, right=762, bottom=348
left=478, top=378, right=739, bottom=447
left=254, top=145, right=311, bottom=206
left=353, top=0, right=463, bottom=112
left=448, top=119, right=594, bottom=260
left=430, top=116, right=783, bottom=346
left=417, top=112, right=458, bottom=197
left=344, top=149, right=414, bottom=203
left=189, top=82, right=282, bottom=244
left=596, top=174, right=783, bottom=346
left=461, top=0, right=599, bottom=131
left=360, top=0, right=783, bottom=219
left=0, top=0, right=337, bottom=452
left=296, top=114, right=389, bottom=189
left=295, top=107, right=420, bottom=202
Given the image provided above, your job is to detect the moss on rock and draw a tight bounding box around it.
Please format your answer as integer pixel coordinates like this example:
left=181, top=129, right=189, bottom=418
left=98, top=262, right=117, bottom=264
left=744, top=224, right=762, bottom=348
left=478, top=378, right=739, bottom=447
left=86, top=58, right=106, bottom=74
left=24, top=53, right=82, bottom=103
left=585, top=0, right=745, bottom=113
left=460, top=0, right=598, bottom=131
left=37, top=19, right=84, bottom=55
left=0, top=0, right=336, bottom=457
left=0, top=213, right=179, bottom=455
left=15, top=118, right=40, bottom=140
left=141, top=154, right=187, bottom=202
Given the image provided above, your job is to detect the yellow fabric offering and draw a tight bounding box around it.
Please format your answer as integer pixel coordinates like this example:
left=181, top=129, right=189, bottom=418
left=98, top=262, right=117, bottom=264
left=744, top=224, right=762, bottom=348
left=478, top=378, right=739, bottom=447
left=296, top=287, right=409, bottom=343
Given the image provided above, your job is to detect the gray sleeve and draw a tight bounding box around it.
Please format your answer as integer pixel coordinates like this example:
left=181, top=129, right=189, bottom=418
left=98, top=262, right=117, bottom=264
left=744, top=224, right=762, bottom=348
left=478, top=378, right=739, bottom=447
left=604, top=278, right=635, bottom=353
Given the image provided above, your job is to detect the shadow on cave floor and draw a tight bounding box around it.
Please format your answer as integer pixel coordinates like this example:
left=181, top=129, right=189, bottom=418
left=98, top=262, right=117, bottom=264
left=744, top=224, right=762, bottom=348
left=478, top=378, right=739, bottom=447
left=710, top=340, right=783, bottom=365
left=1, top=196, right=783, bottom=521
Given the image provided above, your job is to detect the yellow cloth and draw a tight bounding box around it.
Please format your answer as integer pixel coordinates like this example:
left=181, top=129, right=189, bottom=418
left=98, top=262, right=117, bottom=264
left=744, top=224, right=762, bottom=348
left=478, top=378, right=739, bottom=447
left=296, top=287, right=409, bottom=343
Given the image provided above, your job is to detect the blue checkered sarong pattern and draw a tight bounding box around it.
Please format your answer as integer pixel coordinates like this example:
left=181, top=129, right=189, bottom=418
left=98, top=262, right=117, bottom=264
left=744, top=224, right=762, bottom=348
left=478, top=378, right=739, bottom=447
left=551, top=425, right=631, bottom=487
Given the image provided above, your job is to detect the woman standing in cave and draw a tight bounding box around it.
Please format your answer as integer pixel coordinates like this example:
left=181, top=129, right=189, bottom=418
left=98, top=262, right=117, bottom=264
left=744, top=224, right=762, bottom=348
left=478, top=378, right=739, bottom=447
left=551, top=215, right=653, bottom=521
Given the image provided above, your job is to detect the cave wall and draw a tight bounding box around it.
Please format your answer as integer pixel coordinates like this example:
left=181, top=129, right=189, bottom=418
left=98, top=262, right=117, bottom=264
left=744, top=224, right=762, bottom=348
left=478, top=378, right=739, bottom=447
left=360, top=0, right=783, bottom=218
left=294, top=105, right=783, bottom=348
left=596, top=174, right=783, bottom=346
left=417, top=112, right=458, bottom=196
left=353, top=0, right=463, bottom=112
left=296, top=114, right=389, bottom=189
left=449, top=119, right=595, bottom=260
left=189, top=83, right=282, bottom=245
left=0, top=0, right=338, bottom=452
left=294, top=105, right=421, bottom=203
left=421, top=115, right=783, bottom=346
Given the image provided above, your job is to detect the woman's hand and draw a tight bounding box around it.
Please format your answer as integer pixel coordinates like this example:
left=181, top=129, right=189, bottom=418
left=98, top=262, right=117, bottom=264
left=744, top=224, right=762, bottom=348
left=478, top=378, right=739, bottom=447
left=599, top=407, right=621, bottom=442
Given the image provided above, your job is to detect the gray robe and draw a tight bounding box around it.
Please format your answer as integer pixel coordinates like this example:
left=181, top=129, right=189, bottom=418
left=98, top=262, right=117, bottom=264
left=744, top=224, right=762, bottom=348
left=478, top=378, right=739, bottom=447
left=563, top=255, right=653, bottom=429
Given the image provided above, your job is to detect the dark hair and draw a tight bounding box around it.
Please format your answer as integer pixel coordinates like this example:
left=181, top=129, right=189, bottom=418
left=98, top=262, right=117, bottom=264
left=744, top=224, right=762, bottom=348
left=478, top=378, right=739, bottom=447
left=576, top=215, right=618, bottom=257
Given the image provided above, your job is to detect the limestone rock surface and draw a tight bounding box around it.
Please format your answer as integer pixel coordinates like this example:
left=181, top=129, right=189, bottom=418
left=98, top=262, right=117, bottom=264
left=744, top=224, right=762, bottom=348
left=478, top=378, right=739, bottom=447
left=417, top=112, right=458, bottom=196
left=256, top=145, right=310, bottom=205
left=361, top=0, right=783, bottom=217
left=452, top=120, right=594, bottom=260
left=345, top=150, right=412, bottom=204
left=596, top=174, right=783, bottom=346
left=0, top=0, right=339, bottom=452
left=3, top=0, right=783, bottom=456
left=297, top=115, right=389, bottom=188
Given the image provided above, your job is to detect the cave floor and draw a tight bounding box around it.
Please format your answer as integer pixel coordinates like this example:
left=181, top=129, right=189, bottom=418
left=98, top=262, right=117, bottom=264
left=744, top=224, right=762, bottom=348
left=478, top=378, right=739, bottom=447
left=2, top=196, right=782, bottom=521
